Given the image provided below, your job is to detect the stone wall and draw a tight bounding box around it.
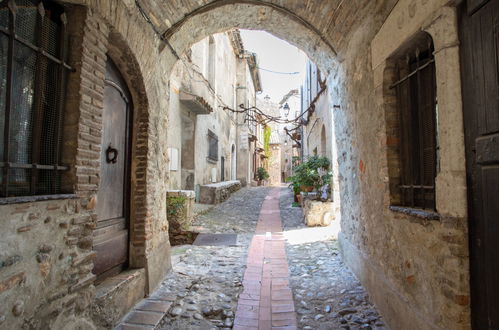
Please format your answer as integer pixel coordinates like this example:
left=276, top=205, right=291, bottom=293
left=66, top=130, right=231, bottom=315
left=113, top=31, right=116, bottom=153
left=1, top=1, right=172, bottom=328
left=167, top=32, right=254, bottom=191
left=330, top=1, right=470, bottom=329
left=303, top=92, right=332, bottom=160
left=199, top=180, right=242, bottom=205
left=236, top=57, right=258, bottom=186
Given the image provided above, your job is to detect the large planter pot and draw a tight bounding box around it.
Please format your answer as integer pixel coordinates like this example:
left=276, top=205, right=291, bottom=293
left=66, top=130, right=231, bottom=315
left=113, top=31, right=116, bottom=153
left=300, top=185, right=314, bottom=192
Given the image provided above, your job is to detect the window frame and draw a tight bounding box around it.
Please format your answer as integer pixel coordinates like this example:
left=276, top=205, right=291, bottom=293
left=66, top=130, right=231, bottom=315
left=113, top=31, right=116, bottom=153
left=390, top=35, right=438, bottom=211
left=0, top=0, right=72, bottom=198
left=207, top=129, right=218, bottom=162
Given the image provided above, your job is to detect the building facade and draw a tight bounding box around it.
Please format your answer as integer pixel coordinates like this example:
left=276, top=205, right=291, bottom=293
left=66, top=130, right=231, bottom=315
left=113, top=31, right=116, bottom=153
left=166, top=31, right=260, bottom=194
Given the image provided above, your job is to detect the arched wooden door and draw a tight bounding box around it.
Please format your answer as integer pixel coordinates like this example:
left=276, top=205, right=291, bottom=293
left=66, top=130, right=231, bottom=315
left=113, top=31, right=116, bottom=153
left=93, top=59, right=132, bottom=282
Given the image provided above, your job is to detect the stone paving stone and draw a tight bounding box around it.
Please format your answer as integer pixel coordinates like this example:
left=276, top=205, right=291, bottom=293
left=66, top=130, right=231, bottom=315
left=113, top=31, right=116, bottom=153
left=135, top=300, right=172, bottom=313
left=123, top=310, right=163, bottom=326
left=271, top=304, right=295, bottom=313
left=258, top=320, right=272, bottom=330
left=236, top=309, right=259, bottom=319
left=234, top=316, right=259, bottom=327
left=271, top=318, right=297, bottom=327
left=114, top=323, right=154, bottom=330
left=233, top=325, right=258, bottom=330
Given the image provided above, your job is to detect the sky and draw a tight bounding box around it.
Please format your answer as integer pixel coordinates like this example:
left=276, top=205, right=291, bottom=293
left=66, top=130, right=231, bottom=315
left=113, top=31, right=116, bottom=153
left=240, top=30, right=308, bottom=104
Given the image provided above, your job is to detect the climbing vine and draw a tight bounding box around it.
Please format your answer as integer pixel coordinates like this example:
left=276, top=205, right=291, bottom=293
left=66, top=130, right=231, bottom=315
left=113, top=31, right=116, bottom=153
left=264, top=125, right=271, bottom=158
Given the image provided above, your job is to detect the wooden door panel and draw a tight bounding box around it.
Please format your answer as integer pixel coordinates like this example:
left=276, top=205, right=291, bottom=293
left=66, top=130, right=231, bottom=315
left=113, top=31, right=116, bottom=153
left=481, top=166, right=499, bottom=328
left=94, top=219, right=126, bottom=242
left=97, top=84, right=127, bottom=221
left=467, top=0, right=491, bottom=14
left=93, top=59, right=131, bottom=281
left=460, top=0, right=499, bottom=328
left=483, top=8, right=499, bottom=133
left=92, top=230, right=128, bottom=276
left=476, top=133, right=499, bottom=164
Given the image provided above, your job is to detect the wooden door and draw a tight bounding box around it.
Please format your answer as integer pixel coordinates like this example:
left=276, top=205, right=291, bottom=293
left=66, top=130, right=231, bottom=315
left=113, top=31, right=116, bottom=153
left=93, top=59, right=132, bottom=282
left=459, top=0, right=499, bottom=328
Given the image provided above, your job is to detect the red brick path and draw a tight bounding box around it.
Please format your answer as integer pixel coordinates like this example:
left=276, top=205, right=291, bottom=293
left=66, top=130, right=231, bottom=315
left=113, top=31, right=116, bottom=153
left=234, top=188, right=297, bottom=330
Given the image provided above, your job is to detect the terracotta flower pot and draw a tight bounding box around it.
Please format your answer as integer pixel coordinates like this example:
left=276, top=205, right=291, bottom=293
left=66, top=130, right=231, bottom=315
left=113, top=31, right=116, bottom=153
left=300, top=185, right=314, bottom=192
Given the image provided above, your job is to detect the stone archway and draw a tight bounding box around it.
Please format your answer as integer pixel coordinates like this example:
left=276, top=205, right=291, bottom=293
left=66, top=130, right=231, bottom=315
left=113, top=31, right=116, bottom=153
left=2, top=1, right=472, bottom=330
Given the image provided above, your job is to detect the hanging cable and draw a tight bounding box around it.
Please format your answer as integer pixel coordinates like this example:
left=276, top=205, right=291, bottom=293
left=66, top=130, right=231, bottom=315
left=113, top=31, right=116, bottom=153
left=257, top=67, right=300, bottom=75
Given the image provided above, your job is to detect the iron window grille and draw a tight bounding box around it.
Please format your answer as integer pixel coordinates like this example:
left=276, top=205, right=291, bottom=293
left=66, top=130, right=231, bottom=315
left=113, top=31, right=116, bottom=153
left=0, top=0, right=71, bottom=197
left=391, top=34, right=437, bottom=210
left=207, top=129, right=218, bottom=162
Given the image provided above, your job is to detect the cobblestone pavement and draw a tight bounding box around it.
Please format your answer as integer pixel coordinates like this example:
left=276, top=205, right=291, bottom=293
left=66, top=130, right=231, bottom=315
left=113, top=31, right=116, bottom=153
left=118, top=186, right=385, bottom=330
left=156, top=187, right=271, bottom=330
left=279, top=188, right=386, bottom=330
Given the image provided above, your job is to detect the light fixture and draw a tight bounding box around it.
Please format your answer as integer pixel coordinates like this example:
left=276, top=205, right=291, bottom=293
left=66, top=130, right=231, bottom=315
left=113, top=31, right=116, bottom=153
left=283, top=103, right=290, bottom=117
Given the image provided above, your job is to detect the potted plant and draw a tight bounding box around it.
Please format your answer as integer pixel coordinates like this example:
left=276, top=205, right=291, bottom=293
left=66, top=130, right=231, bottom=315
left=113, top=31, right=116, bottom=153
left=256, top=167, right=269, bottom=186
left=288, top=180, right=301, bottom=202
left=287, top=155, right=332, bottom=200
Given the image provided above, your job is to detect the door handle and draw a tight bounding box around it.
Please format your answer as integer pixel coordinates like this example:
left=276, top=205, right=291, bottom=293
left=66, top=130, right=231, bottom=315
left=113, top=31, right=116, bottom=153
left=106, top=145, right=118, bottom=164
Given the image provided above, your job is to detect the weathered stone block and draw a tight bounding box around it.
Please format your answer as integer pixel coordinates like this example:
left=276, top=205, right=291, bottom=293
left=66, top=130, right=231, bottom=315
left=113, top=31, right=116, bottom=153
left=199, top=180, right=241, bottom=204
left=166, top=190, right=195, bottom=233
left=92, top=269, right=146, bottom=329
left=303, top=200, right=335, bottom=227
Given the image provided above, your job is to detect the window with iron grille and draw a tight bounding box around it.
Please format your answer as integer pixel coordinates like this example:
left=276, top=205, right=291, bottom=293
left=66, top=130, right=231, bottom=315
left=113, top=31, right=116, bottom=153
left=391, top=34, right=437, bottom=210
left=207, top=129, right=218, bottom=162
left=0, top=0, right=71, bottom=197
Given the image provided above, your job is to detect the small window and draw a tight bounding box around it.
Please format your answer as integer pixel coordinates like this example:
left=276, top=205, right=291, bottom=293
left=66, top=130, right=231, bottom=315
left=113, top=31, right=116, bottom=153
left=207, top=130, right=218, bottom=162
left=391, top=33, right=437, bottom=210
left=0, top=0, right=70, bottom=197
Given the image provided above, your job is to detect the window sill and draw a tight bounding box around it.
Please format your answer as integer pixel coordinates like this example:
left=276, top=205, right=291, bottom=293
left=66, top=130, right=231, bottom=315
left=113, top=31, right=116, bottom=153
left=206, top=157, right=218, bottom=164
left=0, top=194, right=78, bottom=205
left=389, top=205, right=440, bottom=221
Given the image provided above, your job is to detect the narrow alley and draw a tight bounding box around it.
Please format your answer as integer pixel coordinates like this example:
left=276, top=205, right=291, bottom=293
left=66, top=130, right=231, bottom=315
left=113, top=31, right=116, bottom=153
left=1, top=1, right=497, bottom=330
left=116, top=187, right=384, bottom=330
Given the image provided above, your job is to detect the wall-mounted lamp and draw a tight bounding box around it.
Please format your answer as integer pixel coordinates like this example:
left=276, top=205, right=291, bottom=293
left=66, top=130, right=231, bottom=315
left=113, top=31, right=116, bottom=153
left=283, top=102, right=290, bottom=117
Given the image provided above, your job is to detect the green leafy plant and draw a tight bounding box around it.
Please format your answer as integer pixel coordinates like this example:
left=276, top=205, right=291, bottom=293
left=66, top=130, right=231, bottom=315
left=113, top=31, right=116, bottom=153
left=286, top=155, right=332, bottom=197
left=256, top=166, right=270, bottom=181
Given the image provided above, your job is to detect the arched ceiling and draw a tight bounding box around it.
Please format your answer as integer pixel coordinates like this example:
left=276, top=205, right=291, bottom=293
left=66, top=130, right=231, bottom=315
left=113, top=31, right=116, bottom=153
left=135, top=0, right=397, bottom=58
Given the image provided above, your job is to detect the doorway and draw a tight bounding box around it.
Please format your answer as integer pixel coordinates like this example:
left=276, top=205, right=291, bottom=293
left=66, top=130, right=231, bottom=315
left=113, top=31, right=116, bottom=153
left=93, top=58, right=132, bottom=283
